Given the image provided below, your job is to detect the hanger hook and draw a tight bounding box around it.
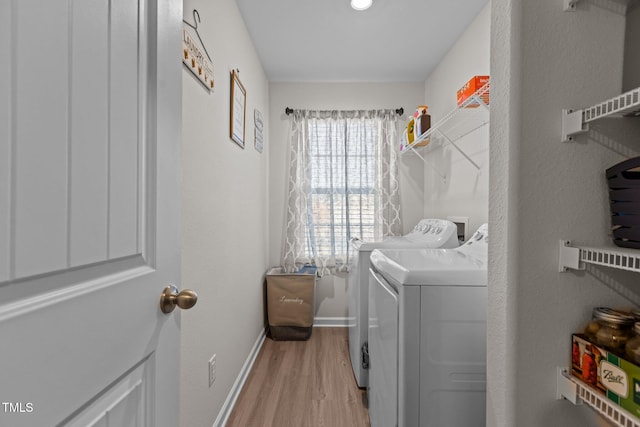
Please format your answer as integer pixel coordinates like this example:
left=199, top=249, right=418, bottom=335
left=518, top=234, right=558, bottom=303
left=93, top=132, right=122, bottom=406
left=192, top=9, right=201, bottom=30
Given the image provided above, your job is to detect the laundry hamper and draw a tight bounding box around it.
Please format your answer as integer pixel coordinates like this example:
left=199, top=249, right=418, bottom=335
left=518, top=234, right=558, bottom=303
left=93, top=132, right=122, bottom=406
left=266, top=267, right=316, bottom=340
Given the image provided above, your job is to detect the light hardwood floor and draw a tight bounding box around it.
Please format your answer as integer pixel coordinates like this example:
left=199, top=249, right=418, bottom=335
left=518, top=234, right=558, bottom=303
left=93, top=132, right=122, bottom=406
left=226, top=327, right=370, bottom=427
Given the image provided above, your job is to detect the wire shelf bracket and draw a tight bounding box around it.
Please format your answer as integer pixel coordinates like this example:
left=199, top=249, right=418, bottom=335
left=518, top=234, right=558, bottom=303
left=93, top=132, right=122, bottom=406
left=558, top=240, right=583, bottom=272
left=564, top=0, right=579, bottom=10
left=404, top=146, right=447, bottom=182
left=561, top=109, right=589, bottom=142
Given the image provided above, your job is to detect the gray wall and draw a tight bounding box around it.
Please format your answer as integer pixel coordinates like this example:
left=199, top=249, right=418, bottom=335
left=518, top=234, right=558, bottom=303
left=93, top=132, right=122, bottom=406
left=180, top=0, right=270, bottom=426
left=489, top=1, right=640, bottom=426
left=423, top=3, right=491, bottom=236
left=624, top=6, right=640, bottom=92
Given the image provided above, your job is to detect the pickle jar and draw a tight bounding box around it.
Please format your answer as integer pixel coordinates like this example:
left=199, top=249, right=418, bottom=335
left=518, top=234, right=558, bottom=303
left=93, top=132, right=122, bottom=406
left=584, top=307, right=604, bottom=341
left=584, top=307, right=616, bottom=341
left=626, top=322, right=640, bottom=364
left=591, top=308, right=635, bottom=353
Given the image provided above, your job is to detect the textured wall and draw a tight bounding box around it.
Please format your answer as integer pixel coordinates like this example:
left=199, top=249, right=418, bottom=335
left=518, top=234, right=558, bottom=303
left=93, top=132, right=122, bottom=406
left=623, top=6, right=640, bottom=92
left=489, top=1, right=638, bottom=426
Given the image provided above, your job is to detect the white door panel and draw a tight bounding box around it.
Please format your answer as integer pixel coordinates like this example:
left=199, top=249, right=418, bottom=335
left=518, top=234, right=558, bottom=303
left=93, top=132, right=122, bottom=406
left=0, top=1, right=9, bottom=282
left=109, top=0, right=144, bottom=260
left=1, top=267, right=162, bottom=425
left=69, top=0, right=110, bottom=267
left=0, top=0, right=183, bottom=425
left=13, top=0, right=70, bottom=278
left=9, top=0, right=147, bottom=281
left=67, top=358, right=149, bottom=427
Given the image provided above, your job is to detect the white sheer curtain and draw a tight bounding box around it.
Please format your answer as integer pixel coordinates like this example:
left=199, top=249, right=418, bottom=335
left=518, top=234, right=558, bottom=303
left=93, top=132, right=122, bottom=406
left=282, top=109, right=402, bottom=275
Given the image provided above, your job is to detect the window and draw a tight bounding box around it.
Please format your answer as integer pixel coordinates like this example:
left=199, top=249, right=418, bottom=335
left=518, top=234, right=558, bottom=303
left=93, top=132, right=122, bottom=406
left=306, top=117, right=378, bottom=259
left=282, top=109, right=400, bottom=274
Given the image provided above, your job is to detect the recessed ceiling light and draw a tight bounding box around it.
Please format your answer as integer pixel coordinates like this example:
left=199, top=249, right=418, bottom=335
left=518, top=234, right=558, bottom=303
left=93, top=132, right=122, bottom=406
left=351, top=0, right=372, bottom=11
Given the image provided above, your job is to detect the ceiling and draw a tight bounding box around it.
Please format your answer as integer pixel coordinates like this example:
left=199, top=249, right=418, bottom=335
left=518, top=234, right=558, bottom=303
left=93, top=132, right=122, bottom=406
left=235, top=0, right=489, bottom=83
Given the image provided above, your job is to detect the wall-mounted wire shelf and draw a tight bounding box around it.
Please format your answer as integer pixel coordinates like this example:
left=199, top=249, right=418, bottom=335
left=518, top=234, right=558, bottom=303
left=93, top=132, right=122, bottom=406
left=558, top=240, right=640, bottom=273
left=562, top=86, right=640, bottom=142
left=399, top=80, right=489, bottom=180
left=557, top=368, right=640, bottom=427
left=556, top=3, right=640, bottom=426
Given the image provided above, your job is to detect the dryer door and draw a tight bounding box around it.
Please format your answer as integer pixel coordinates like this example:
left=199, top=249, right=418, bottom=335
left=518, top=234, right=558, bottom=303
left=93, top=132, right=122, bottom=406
left=368, top=268, right=399, bottom=427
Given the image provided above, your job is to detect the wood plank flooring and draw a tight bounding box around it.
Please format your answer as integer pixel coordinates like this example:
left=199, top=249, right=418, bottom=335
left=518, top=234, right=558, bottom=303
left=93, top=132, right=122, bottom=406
left=226, top=327, right=370, bottom=427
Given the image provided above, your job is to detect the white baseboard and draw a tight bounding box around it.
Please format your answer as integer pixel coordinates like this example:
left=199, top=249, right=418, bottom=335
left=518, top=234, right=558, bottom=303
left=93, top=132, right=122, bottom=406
left=213, top=327, right=266, bottom=427
left=313, top=317, right=349, bottom=327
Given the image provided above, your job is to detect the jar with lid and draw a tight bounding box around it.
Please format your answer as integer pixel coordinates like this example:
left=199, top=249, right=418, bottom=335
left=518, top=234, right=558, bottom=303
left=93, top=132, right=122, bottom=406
left=584, top=307, right=609, bottom=340
left=626, top=322, right=640, bottom=363
left=585, top=307, right=635, bottom=353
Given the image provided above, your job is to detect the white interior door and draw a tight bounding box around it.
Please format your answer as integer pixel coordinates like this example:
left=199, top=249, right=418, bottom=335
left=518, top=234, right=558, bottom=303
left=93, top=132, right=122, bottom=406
left=0, top=0, right=184, bottom=426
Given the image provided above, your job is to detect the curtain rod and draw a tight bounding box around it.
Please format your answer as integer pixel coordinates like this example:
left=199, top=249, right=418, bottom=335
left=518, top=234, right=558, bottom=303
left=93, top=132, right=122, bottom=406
left=285, top=107, right=404, bottom=116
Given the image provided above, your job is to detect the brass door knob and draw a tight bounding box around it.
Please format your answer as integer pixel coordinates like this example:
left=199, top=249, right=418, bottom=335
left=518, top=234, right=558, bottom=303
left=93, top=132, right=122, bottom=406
left=160, top=284, right=198, bottom=314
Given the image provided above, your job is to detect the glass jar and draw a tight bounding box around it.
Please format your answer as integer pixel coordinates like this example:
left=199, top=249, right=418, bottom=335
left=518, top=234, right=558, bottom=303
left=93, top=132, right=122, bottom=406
left=626, top=322, right=640, bottom=364
left=590, top=307, right=635, bottom=353
left=584, top=307, right=614, bottom=341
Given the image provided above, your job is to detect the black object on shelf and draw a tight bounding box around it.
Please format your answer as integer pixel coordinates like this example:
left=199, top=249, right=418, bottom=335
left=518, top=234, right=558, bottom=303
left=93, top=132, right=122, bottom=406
left=607, top=156, right=640, bottom=249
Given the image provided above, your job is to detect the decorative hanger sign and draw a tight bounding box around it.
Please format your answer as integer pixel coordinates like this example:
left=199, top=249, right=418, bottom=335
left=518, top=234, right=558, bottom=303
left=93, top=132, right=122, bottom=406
left=183, top=10, right=214, bottom=92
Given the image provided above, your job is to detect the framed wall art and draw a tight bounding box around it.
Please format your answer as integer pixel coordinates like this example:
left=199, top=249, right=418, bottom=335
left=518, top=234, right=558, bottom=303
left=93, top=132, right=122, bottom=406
left=229, top=69, right=246, bottom=148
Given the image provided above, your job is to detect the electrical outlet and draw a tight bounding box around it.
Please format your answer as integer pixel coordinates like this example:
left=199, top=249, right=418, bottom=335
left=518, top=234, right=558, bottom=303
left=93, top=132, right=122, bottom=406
left=209, top=354, right=216, bottom=387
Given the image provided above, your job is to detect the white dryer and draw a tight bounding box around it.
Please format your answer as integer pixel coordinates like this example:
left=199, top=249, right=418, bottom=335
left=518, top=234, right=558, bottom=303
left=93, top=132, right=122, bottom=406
left=347, top=219, right=458, bottom=388
left=367, top=224, right=488, bottom=427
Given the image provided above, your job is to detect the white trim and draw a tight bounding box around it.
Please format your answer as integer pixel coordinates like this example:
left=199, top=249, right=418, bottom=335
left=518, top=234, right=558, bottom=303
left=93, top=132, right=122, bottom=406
left=313, top=317, right=349, bottom=327
left=213, top=328, right=266, bottom=427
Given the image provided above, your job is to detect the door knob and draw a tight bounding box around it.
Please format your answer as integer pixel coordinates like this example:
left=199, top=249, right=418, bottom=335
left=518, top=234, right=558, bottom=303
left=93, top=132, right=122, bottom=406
left=160, top=284, right=198, bottom=314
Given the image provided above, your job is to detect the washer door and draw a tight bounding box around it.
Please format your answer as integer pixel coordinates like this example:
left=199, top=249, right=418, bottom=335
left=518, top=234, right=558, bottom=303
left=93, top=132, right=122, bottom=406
left=368, top=268, right=398, bottom=427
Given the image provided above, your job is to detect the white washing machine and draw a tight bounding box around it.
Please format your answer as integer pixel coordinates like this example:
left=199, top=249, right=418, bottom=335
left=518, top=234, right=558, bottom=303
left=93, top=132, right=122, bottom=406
left=367, top=224, right=488, bottom=427
left=347, top=219, right=458, bottom=389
